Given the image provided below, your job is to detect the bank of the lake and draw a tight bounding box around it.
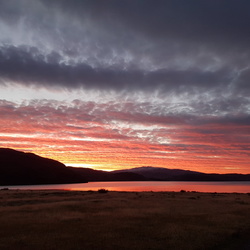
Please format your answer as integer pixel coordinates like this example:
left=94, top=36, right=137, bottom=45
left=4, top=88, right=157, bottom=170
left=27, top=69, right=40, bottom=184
left=0, top=189, right=250, bottom=250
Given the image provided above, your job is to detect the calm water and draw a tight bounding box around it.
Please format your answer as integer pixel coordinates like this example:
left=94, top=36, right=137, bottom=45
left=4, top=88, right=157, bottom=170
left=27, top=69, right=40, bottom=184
left=3, top=181, right=250, bottom=193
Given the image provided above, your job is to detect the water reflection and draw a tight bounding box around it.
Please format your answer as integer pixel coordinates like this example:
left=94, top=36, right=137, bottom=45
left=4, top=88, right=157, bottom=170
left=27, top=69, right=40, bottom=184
left=3, top=181, right=250, bottom=193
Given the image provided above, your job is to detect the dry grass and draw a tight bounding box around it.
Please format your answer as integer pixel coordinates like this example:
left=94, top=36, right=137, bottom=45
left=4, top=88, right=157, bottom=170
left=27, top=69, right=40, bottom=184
left=0, top=190, right=249, bottom=250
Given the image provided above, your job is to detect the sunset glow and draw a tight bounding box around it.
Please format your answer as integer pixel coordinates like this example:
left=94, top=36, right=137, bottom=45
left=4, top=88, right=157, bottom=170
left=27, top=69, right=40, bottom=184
left=0, top=1, right=249, bottom=174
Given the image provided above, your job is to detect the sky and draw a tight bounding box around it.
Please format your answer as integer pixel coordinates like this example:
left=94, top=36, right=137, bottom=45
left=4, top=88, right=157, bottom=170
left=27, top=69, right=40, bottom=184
left=0, top=0, right=249, bottom=173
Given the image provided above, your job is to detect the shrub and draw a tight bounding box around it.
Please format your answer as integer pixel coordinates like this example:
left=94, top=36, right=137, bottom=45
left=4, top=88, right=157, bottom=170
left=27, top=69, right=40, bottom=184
left=98, top=189, right=109, bottom=194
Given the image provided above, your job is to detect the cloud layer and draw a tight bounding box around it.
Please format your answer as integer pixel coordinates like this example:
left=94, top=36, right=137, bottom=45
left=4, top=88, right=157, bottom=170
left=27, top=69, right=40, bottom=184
left=1, top=1, right=250, bottom=92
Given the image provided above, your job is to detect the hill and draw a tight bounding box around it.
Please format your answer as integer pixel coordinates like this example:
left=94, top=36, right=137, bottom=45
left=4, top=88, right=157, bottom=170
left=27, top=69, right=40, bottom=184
left=0, top=148, right=86, bottom=185
left=112, top=166, right=250, bottom=181
left=67, top=167, right=146, bottom=182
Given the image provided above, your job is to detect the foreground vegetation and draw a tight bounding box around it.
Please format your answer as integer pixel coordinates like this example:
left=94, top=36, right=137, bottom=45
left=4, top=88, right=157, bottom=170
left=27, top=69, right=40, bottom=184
left=0, top=189, right=249, bottom=250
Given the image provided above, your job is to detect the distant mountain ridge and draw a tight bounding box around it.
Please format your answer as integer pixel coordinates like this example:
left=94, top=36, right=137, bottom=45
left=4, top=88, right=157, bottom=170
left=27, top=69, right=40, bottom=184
left=67, top=167, right=146, bottom=182
left=0, top=148, right=250, bottom=185
left=112, top=166, right=250, bottom=181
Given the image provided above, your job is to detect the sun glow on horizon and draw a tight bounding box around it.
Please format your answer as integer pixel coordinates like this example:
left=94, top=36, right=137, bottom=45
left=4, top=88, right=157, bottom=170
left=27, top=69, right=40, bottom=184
left=66, top=164, right=116, bottom=172
left=65, top=163, right=115, bottom=172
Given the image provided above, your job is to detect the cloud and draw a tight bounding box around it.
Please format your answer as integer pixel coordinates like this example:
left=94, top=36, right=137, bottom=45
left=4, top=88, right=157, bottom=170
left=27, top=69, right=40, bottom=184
left=0, top=44, right=246, bottom=97
left=0, top=98, right=249, bottom=139
left=0, top=0, right=250, bottom=96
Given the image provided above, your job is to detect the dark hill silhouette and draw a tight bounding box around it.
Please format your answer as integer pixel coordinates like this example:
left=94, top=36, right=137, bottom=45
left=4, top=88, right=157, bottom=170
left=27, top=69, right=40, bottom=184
left=113, top=166, right=202, bottom=180
left=67, top=167, right=146, bottom=182
left=112, top=166, right=250, bottom=181
left=0, top=148, right=86, bottom=185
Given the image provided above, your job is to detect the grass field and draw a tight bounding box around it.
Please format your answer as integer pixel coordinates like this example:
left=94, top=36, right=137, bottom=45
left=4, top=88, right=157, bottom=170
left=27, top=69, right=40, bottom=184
left=0, top=189, right=249, bottom=250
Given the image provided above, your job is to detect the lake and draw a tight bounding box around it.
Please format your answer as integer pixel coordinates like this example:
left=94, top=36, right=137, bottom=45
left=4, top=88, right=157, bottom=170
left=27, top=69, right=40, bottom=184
left=3, top=181, right=250, bottom=193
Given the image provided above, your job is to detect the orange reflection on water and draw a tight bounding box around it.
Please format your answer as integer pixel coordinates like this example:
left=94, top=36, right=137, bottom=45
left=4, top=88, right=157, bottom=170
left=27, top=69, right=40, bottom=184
left=65, top=181, right=250, bottom=193
left=7, top=181, right=250, bottom=193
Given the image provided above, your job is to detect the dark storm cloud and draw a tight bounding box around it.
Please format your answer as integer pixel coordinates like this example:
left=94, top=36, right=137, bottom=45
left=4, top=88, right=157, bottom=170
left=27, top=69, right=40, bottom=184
left=0, top=0, right=250, bottom=96
left=2, top=0, right=250, bottom=50
left=42, top=0, right=250, bottom=42
left=0, top=44, right=233, bottom=92
left=40, top=0, right=250, bottom=54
